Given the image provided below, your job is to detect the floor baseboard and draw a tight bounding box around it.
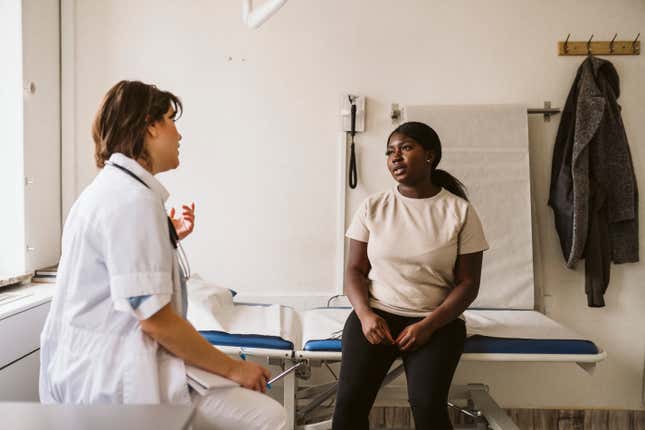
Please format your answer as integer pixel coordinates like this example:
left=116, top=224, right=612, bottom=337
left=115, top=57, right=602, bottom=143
left=368, top=407, right=645, bottom=429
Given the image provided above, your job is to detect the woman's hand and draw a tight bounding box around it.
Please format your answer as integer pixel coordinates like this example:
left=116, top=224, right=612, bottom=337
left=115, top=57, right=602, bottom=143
left=395, top=321, right=435, bottom=352
left=358, top=311, right=394, bottom=345
left=169, top=202, right=195, bottom=240
left=228, top=360, right=271, bottom=393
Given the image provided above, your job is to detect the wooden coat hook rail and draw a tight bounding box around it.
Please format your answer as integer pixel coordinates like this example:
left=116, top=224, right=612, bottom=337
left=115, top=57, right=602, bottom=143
left=559, top=33, right=640, bottom=56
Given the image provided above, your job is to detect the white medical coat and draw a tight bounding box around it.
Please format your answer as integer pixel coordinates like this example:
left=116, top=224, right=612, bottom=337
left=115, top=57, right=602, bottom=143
left=39, top=153, right=190, bottom=405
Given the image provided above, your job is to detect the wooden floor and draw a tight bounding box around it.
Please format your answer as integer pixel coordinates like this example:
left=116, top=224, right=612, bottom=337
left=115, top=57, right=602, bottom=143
left=368, top=407, right=645, bottom=429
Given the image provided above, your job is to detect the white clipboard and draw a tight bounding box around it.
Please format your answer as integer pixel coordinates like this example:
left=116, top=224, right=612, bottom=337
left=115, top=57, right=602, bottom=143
left=185, top=365, right=238, bottom=395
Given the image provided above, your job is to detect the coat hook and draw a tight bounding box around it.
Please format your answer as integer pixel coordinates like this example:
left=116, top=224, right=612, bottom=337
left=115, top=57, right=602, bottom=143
left=610, top=33, right=618, bottom=53
left=586, top=34, right=594, bottom=55
left=563, top=33, right=571, bottom=54
left=633, top=33, right=641, bottom=52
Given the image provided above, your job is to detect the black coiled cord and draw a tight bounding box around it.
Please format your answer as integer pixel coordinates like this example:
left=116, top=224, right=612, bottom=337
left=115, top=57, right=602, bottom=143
left=349, top=141, right=357, bottom=189
left=348, top=100, right=358, bottom=189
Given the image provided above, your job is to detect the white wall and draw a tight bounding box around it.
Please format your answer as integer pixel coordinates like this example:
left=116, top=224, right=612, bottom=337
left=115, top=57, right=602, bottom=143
left=0, top=0, right=25, bottom=276
left=63, top=0, right=645, bottom=409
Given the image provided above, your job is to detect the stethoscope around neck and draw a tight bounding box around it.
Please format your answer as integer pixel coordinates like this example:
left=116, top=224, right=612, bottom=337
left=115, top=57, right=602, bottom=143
left=105, top=161, right=191, bottom=280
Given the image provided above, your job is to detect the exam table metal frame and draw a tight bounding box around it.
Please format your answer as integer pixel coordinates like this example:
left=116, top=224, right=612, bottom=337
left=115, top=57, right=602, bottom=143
left=293, top=349, right=607, bottom=430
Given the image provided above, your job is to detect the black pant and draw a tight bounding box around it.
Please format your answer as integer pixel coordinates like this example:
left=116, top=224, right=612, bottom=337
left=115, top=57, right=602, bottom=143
left=332, top=309, right=466, bottom=430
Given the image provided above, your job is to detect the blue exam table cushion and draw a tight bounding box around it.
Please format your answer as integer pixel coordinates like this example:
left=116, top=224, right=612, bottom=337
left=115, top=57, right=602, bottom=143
left=200, top=331, right=294, bottom=350
left=303, top=336, right=599, bottom=355
left=463, top=335, right=599, bottom=355
left=303, top=339, right=342, bottom=352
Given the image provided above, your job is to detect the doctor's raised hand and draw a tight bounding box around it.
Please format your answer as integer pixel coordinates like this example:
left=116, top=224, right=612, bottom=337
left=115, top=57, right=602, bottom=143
left=169, top=203, right=196, bottom=240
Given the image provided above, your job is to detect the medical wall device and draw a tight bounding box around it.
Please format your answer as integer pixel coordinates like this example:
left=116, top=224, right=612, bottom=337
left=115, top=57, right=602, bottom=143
left=340, top=94, right=365, bottom=189
left=242, top=0, right=288, bottom=29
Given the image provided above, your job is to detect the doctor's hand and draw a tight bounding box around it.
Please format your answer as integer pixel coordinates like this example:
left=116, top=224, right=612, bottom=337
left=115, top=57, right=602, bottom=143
left=169, top=202, right=195, bottom=240
left=359, top=311, right=395, bottom=345
left=395, top=321, right=435, bottom=352
left=228, top=360, right=271, bottom=393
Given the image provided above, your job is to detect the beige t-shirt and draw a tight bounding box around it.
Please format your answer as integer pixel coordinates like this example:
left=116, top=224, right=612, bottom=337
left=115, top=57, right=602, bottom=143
left=346, top=187, right=489, bottom=317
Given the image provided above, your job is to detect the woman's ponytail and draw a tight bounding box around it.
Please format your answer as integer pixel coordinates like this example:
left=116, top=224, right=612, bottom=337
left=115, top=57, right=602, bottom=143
left=431, top=169, right=467, bottom=200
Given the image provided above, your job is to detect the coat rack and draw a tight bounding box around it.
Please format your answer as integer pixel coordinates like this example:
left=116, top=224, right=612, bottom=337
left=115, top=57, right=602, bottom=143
left=559, top=33, right=640, bottom=56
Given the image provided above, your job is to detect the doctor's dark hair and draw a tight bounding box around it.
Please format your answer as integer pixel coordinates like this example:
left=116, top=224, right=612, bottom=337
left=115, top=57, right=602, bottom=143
left=92, top=80, right=183, bottom=168
left=387, top=122, right=468, bottom=200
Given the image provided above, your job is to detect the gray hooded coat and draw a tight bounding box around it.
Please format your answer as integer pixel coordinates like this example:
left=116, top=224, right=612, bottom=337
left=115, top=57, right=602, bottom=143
left=548, top=56, right=638, bottom=307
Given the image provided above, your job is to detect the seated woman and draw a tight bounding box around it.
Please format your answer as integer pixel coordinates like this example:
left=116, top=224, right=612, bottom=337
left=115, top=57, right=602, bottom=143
left=332, top=122, right=489, bottom=430
left=39, top=80, right=286, bottom=430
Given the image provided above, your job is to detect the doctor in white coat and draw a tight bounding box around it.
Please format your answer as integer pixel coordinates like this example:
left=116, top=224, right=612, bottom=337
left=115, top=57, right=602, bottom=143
left=39, top=80, right=287, bottom=430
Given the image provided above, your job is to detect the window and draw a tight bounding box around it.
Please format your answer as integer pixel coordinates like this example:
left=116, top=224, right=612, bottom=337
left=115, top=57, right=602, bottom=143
left=0, top=0, right=61, bottom=284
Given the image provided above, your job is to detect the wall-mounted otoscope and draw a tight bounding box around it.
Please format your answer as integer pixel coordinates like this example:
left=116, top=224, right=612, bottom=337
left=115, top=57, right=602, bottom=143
left=340, top=95, right=366, bottom=189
